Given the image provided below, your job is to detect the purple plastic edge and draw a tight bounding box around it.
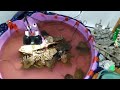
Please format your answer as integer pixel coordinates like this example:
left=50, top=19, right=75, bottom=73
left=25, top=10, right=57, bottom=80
left=0, top=12, right=98, bottom=79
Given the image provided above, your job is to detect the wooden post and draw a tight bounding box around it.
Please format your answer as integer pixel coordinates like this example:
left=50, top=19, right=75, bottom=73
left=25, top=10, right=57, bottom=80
left=112, top=18, right=120, bottom=33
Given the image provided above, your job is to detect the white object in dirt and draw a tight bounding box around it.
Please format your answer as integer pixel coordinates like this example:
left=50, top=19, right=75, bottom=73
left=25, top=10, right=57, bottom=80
left=99, top=54, right=106, bottom=61
left=19, top=40, right=56, bottom=54
left=99, top=60, right=115, bottom=71
left=25, top=31, right=30, bottom=36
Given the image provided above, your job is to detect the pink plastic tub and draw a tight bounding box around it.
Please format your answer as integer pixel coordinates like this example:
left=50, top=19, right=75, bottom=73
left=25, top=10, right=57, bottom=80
left=0, top=12, right=98, bottom=79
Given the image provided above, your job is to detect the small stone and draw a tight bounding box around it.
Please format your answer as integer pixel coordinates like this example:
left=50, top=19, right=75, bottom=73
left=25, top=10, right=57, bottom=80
left=74, top=68, right=84, bottom=79
left=46, top=36, right=54, bottom=43
left=61, top=53, right=73, bottom=64
left=61, top=54, right=68, bottom=63
left=64, top=74, right=74, bottom=79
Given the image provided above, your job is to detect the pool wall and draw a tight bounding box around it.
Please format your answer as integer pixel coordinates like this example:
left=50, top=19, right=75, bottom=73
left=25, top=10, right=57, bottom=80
left=0, top=12, right=99, bottom=79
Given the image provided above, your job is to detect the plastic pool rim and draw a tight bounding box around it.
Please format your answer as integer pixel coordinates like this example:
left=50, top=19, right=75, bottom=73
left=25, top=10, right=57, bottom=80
left=0, top=12, right=99, bottom=79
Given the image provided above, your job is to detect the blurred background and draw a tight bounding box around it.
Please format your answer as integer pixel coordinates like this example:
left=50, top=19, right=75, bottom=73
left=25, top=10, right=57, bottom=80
left=0, top=11, right=120, bottom=31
